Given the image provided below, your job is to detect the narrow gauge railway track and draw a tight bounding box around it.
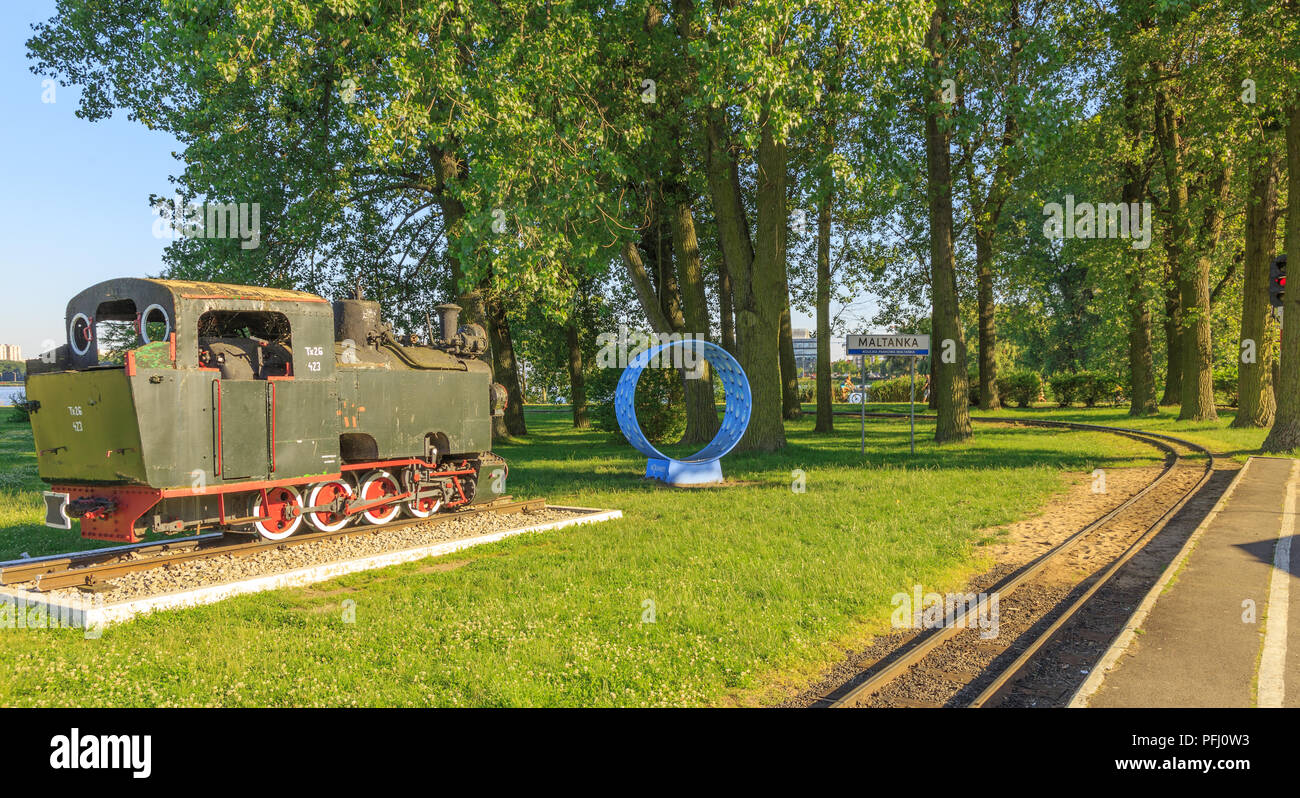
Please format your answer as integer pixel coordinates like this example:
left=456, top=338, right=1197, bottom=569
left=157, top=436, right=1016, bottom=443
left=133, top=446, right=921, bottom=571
left=0, top=497, right=545, bottom=593
left=818, top=414, right=1216, bottom=708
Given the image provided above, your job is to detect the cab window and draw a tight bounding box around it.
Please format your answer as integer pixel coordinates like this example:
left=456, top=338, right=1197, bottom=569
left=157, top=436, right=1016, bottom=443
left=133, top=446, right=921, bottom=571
left=197, top=310, right=293, bottom=380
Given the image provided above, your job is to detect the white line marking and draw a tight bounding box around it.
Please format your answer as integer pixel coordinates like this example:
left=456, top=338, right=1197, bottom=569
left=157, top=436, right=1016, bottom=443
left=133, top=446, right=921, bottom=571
left=1258, top=460, right=1296, bottom=708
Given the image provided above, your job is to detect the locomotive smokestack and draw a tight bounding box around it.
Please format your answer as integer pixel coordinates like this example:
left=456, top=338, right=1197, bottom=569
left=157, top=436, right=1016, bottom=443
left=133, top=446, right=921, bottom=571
left=435, top=303, right=461, bottom=343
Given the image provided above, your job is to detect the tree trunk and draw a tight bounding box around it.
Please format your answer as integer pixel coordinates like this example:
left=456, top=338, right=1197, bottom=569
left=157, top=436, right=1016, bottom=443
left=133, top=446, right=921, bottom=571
left=1178, top=254, right=1217, bottom=421
left=975, top=232, right=999, bottom=410
left=433, top=147, right=483, bottom=323
left=700, top=105, right=784, bottom=451
left=1233, top=150, right=1282, bottom=428
left=1262, top=104, right=1300, bottom=451
left=676, top=0, right=781, bottom=450
left=1119, top=80, right=1158, bottom=416
left=670, top=193, right=721, bottom=444
left=735, top=115, right=790, bottom=451
left=967, top=0, right=1020, bottom=413
left=779, top=288, right=801, bottom=419
left=649, top=198, right=683, bottom=333
left=565, top=313, right=589, bottom=429
left=925, top=5, right=971, bottom=443
left=1179, top=165, right=1231, bottom=422
left=1160, top=278, right=1182, bottom=405
left=718, top=258, right=737, bottom=356
left=435, top=145, right=517, bottom=440
left=1152, top=69, right=1217, bottom=422
left=624, top=187, right=720, bottom=445
left=484, top=294, right=527, bottom=438
left=1126, top=273, right=1159, bottom=416
left=621, top=240, right=673, bottom=333
left=815, top=192, right=833, bottom=432
left=1153, top=76, right=1193, bottom=412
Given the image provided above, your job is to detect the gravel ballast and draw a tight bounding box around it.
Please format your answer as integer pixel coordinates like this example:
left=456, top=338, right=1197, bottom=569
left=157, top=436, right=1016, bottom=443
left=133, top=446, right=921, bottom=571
left=44, top=506, right=589, bottom=605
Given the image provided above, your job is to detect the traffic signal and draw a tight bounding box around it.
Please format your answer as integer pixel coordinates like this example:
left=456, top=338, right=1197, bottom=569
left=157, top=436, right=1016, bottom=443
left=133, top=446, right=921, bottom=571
left=1269, top=254, right=1287, bottom=308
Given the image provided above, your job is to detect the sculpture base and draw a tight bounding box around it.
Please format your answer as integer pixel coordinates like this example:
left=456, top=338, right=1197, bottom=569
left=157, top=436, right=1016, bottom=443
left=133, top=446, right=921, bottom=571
left=645, top=458, right=724, bottom=486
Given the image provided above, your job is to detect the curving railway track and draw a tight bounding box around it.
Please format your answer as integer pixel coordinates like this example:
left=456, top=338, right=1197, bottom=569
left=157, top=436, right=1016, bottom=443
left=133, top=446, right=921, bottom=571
left=812, top=414, right=1219, bottom=709
left=0, top=497, right=545, bottom=593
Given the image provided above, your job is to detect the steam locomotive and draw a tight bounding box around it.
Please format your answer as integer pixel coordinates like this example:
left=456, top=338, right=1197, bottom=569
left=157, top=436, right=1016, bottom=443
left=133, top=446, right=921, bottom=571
left=25, top=278, right=508, bottom=542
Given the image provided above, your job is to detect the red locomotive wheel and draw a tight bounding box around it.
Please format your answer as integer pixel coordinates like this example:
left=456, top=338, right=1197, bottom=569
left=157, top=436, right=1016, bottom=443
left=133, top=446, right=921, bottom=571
left=358, top=470, right=402, bottom=525
left=251, top=485, right=304, bottom=541
left=307, top=480, right=354, bottom=533
left=405, top=486, right=443, bottom=519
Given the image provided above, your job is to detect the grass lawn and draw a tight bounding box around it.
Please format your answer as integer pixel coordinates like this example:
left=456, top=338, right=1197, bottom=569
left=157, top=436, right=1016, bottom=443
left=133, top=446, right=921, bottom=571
left=0, top=407, right=1171, bottom=707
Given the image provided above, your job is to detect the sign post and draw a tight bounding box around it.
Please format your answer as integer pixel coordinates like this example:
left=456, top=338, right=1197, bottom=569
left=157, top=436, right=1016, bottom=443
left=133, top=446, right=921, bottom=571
left=846, top=333, right=931, bottom=455
left=909, top=356, right=916, bottom=454
left=860, top=355, right=867, bottom=454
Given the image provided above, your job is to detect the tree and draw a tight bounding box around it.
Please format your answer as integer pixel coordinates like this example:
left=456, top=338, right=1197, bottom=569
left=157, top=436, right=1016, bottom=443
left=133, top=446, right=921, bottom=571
left=1234, top=149, right=1283, bottom=427
left=925, top=4, right=973, bottom=442
left=1262, top=103, right=1300, bottom=451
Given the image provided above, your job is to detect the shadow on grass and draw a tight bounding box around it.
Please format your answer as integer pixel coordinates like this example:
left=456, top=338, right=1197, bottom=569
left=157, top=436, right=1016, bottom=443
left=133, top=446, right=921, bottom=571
left=0, top=408, right=1170, bottom=558
left=500, top=412, right=1163, bottom=499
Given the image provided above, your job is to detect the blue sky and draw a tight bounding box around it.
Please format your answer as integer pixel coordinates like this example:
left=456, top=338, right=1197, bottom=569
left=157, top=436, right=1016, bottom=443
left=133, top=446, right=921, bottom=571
left=0, top=1, right=180, bottom=360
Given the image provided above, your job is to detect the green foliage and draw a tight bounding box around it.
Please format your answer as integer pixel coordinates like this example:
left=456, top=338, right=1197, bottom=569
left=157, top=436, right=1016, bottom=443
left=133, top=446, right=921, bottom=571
left=1050, top=371, right=1118, bottom=408
left=23, top=0, right=1300, bottom=444
left=998, top=370, right=1043, bottom=408
left=588, top=366, right=686, bottom=446
left=8, top=392, right=33, bottom=423
left=1214, top=364, right=1239, bottom=407
left=1049, top=374, right=1077, bottom=407
left=869, top=374, right=921, bottom=403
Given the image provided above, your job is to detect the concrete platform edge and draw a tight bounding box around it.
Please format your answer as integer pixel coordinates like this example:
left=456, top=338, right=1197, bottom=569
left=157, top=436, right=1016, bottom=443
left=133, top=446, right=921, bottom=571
left=1067, top=458, right=1253, bottom=708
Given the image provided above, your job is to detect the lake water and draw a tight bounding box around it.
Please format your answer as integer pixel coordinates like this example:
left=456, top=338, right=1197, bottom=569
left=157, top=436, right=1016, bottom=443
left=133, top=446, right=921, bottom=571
left=0, top=385, right=24, bottom=406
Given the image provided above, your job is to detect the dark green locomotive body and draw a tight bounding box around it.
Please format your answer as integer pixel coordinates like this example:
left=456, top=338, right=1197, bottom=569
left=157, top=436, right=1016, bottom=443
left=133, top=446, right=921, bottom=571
left=26, top=278, right=507, bottom=542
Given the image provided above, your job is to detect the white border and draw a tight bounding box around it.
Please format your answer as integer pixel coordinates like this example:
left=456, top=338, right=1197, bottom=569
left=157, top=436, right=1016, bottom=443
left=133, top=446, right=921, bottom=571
left=139, top=303, right=171, bottom=345
left=68, top=312, right=91, bottom=356
left=1, top=506, right=621, bottom=628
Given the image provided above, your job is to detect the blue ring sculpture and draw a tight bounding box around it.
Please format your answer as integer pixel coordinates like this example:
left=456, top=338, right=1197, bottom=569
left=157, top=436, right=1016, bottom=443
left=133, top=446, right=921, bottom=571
left=614, top=339, right=751, bottom=485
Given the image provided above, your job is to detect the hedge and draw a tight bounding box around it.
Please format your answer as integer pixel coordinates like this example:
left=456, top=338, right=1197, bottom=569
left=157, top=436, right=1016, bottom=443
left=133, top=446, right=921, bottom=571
left=1049, top=371, right=1119, bottom=407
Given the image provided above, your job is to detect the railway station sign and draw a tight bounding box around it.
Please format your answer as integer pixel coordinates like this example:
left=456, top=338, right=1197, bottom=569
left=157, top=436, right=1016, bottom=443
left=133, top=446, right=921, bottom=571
left=845, top=332, right=929, bottom=456
left=846, top=333, right=930, bottom=357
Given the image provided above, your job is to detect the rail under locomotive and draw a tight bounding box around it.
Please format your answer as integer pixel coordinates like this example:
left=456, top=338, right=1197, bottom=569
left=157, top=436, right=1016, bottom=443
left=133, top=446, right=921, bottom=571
left=25, top=278, right=508, bottom=543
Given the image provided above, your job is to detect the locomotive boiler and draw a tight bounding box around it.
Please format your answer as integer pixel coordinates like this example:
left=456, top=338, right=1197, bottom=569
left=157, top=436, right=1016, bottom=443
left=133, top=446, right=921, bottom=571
left=25, top=278, right=508, bottom=542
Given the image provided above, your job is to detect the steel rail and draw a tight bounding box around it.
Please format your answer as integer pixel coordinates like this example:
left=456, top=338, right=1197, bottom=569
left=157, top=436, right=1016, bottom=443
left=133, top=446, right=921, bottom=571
left=7, top=497, right=545, bottom=593
left=822, top=414, right=1214, bottom=708
left=0, top=533, right=224, bottom=585
left=967, top=434, right=1215, bottom=707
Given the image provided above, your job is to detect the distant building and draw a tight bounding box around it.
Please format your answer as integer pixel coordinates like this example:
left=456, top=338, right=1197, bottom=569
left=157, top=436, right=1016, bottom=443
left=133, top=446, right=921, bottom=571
left=791, top=328, right=817, bottom=370
left=790, top=329, right=846, bottom=372
left=0, top=344, right=20, bottom=362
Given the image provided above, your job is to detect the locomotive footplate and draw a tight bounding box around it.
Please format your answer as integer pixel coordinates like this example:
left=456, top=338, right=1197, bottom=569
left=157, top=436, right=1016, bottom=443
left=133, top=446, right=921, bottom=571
left=45, top=485, right=164, bottom=543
